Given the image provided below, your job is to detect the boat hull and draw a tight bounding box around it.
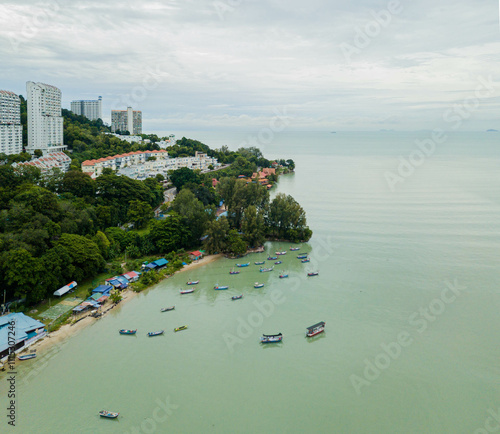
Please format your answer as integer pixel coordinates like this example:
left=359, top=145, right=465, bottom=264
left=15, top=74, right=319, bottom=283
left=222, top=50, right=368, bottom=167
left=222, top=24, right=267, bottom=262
left=119, top=330, right=137, bottom=335
left=174, top=326, right=188, bottom=332
left=18, top=354, right=36, bottom=360
left=99, top=411, right=119, bottom=419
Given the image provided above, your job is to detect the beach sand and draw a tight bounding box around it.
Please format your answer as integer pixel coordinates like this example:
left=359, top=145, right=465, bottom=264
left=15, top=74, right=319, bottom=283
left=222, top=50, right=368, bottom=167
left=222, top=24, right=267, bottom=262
left=26, top=254, right=223, bottom=356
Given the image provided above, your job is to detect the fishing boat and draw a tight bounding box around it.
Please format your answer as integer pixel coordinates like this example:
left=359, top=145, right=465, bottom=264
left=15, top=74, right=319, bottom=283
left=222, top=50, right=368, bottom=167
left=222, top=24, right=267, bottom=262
left=18, top=353, right=36, bottom=361
left=275, top=251, right=287, bottom=255
left=232, top=294, right=243, bottom=300
left=236, top=263, right=250, bottom=267
left=267, top=256, right=278, bottom=260
left=254, top=261, right=265, bottom=265
left=254, top=282, right=264, bottom=288
left=161, top=306, right=175, bottom=312
left=186, top=280, right=199, bottom=285
left=260, top=333, right=283, bottom=343
left=297, top=254, right=308, bottom=259
left=279, top=273, right=288, bottom=278
left=229, top=268, right=240, bottom=275
left=119, top=329, right=137, bottom=335
left=214, top=285, right=229, bottom=290
left=260, top=266, right=274, bottom=272
left=275, top=261, right=282, bottom=265
left=306, top=321, right=325, bottom=337
left=301, top=258, right=310, bottom=263
left=148, top=330, right=164, bottom=337
left=99, top=410, right=119, bottom=419
left=307, top=271, right=319, bottom=277
left=180, top=288, right=194, bottom=294
left=290, top=246, right=300, bottom=251
left=174, top=325, right=188, bottom=332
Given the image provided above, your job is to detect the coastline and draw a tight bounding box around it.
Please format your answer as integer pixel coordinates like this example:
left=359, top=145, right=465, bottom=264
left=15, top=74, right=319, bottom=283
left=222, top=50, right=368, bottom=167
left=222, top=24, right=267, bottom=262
left=25, top=253, right=224, bottom=358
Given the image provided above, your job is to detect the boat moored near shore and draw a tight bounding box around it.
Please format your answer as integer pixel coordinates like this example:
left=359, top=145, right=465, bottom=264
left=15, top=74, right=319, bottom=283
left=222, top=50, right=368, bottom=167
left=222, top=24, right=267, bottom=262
left=148, top=330, right=164, bottom=337
left=161, top=306, right=175, bottom=312
left=180, top=288, right=195, bottom=294
left=306, top=321, right=325, bottom=337
left=260, top=333, right=283, bottom=343
left=119, top=329, right=137, bottom=335
left=99, top=410, right=119, bottom=419
left=174, top=325, right=188, bottom=332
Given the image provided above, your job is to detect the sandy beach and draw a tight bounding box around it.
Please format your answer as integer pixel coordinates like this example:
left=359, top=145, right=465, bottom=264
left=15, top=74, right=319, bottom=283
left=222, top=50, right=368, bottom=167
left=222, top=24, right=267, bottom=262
left=26, top=254, right=223, bottom=357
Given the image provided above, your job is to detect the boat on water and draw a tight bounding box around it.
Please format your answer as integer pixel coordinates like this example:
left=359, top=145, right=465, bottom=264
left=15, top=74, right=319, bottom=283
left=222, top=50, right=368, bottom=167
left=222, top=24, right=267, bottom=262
left=275, top=251, right=287, bottom=255
left=301, top=258, right=310, bottom=263
left=174, top=325, right=188, bottom=332
left=99, top=410, right=119, bottom=419
left=307, top=271, right=319, bottom=277
left=306, top=321, right=325, bottom=337
left=119, top=329, right=137, bottom=335
left=161, top=306, right=175, bottom=312
left=254, top=282, right=264, bottom=288
left=186, top=280, right=199, bottom=285
left=255, top=261, right=265, bottom=265
left=229, top=269, right=240, bottom=275
left=236, top=263, right=250, bottom=267
left=260, top=333, right=283, bottom=343
left=148, top=330, right=164, bottom=337
left=214, top=285, right=229, bottom=290
left=232, top=294, right=243, bottom=300
left=279, top=273, right=288, bottom=278
left=290, top=246, right=300, bottom=251
left=180, top=289, right=194, bottom=294
left=18, top=353, right=36, bottom=361
left=260, top=266, right=274, bottom=272
left=267, top=256, right=278, bottom=260
left=275, top=261, right=282, bottom=265
left=297, top=254, right=308, bottom=259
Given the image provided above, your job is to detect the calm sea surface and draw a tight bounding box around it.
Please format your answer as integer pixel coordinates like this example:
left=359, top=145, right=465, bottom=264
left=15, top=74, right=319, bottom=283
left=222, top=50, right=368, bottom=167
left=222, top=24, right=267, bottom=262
left=6, top=131, right=500, bottom=433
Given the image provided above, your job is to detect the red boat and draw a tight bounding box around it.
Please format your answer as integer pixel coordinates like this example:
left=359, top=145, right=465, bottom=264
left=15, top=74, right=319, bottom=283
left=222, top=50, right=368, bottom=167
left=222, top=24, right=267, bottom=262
left=306, top=321, right=325, bottom=337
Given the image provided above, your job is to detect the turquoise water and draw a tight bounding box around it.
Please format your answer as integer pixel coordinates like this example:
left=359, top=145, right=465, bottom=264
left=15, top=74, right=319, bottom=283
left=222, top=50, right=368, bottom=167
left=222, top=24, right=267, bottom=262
left=4, top=132, right=500, bottom=433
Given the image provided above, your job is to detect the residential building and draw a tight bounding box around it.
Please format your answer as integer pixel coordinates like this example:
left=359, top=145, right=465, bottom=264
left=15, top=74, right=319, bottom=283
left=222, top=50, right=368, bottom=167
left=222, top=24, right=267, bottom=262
left=0, top=312, right=46, bottom=362
left=13, top=151, right=71, bottom=174
left=111, top=107, right=142, bottom=135
left=0, top=90, right=23, bottom=155
left=26, top=81, right=66, bottom=155
left=70, top=96, right=102, bottom=120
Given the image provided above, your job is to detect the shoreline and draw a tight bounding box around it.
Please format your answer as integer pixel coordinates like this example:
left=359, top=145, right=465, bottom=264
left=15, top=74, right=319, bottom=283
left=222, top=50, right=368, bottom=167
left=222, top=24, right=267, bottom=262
left=23, top=253, right=224, bottom=358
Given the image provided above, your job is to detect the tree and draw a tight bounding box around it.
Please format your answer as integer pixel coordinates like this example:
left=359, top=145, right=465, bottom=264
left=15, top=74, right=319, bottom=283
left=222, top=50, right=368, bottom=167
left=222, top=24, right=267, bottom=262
left=203, top=217, right=230, bottom=254
left=34, top=149, right=43, bottom=158
left=168, top=167, right=201, bottom=191
left=127, top=200, right=154, bottom=229
left=241, top=205, right=265, bottom=247
left=149, top=213, right=191, bottom=253
left=267, top=193, right=312, bottom=242
left=61, top=171, right=95, bottom=198
left=226, top=229, right=248, bottom=256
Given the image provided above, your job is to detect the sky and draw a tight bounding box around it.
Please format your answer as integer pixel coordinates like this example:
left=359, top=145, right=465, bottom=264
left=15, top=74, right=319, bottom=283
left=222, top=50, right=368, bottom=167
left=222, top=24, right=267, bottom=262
left=0, top=0, right=499, bottom=132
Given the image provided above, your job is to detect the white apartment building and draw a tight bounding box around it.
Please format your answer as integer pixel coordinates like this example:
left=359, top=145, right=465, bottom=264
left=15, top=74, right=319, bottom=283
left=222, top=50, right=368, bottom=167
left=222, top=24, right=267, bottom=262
left=111, top=107, right=142, bottom=135
left=0, top=90, right=23, bottom=155
left=13, top=152, right=71, bottom=174
left=71, top=96, right=102, bottom=120
left=26, top=82, right=66, bottom=155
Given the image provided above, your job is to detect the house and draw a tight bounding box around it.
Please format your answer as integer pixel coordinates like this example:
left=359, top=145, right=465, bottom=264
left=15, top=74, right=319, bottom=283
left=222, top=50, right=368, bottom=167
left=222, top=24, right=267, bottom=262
left=152, top=258, right=169, bottom=269
left=122, top=271, right=140, bottom=282
left=53, top=281, right=77, bottom=297
left=92, top=285, right=113, bottom=294
left=190, top=250, right=203, bottom=260
left=0, top=313, right=46, bottom=361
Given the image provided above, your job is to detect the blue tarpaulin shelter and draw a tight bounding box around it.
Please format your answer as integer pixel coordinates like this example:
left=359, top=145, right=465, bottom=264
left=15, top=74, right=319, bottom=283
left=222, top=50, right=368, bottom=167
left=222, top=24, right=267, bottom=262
left=92, top=284, right=113, bottom=294
left=153, top=258, right=168, bottom=268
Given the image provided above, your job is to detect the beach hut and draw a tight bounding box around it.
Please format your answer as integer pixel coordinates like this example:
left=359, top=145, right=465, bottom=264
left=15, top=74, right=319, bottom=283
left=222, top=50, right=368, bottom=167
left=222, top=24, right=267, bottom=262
left=189, top=250, right=203, bottom=261
left=152, top=258, right=168, bottom=269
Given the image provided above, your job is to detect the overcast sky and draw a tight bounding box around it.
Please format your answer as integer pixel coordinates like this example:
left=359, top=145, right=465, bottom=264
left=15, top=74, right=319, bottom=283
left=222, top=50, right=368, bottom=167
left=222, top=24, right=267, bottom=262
left=0, top=0, right=499, bottom=132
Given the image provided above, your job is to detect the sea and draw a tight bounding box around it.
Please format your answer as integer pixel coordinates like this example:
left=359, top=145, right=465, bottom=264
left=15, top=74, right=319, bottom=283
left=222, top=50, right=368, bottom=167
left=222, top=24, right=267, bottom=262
left=5, top=131, right=500, bottom=433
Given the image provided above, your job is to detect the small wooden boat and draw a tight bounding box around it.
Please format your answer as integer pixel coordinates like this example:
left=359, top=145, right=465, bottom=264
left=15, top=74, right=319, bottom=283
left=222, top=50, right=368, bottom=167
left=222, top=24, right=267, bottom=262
left=161, top=306, right=175, bottom=312
left=306, top=321, right=325, bottom=337
left=267, top=256, right=278, bottom=260
left=260, top=333, right=283, bottom=343
left=297, top=254, right=308, bottom=259
left=119, top=329, right=137, bottom=335
left=99, top=410, right=119, bottom=419
left=187, top=280, right=199, bottom=285
left=18, top=353, right=37, bottom=361
left=229, top=269, right=240, bottom=275
left=232, top=294, right=243, bottom=300
left=307, top=271, right=319, bottom=277
left=180, top=288, right=195, bottom=294
left=214, top=285, right=229, bottom=290
left=275, top=261, right=282, bottom=265
left=260, top=266, right=274, bottom=272
left=254, top=282, right=264, bottom=288
left=290, top=246, right=300, bottom=251
left=254, top=261, right=265, bottom=265
left=301, top=258, right=310, bottom=263
left=279, top=273, right=288, bottom=278
left=174, top=325, right=188, bottom=332
left=148, top=330, right=164, bottom=337
left=275, top=251, right=287, bottom=255
left=236, top=263, right=250, bottom=267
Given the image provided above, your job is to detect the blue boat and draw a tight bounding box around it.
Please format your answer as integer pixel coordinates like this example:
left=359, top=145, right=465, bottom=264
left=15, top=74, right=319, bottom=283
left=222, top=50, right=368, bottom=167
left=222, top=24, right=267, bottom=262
left=297, top=254, right=308, bottom=259
left=119, top=329, right=137, bottom=335
left=255, top=261, right=265, bottom=265
left=267, top=256, right=278, bottom=260
left=260, top=333, right=283, bottom=343
left=254, top=282, right=264, bottom=288
left=275, top=261, right=282, bottom=265
left=236, top=263, right=250, bottom=267
left=232, top=295, right=243, bottom=300
left=187, top=280, right=199, bottom=285
left=301, top=258, right=310, bottom=263
left=307, top=271, right=319, bottom=277
left=260, top=266, right=274, bottom=272
left=290, top=247, right=300, bottom=251
left=214, top=285, right=229, bottom=290
left=279, top=273, right=288, bottom=278
left=148, top=330, right=164, bottom=337
left=229, top=268, right=240, bottom=274
left=99, top=410, right=119, bottom=419
left=18, top=353, right=36, bottom=361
